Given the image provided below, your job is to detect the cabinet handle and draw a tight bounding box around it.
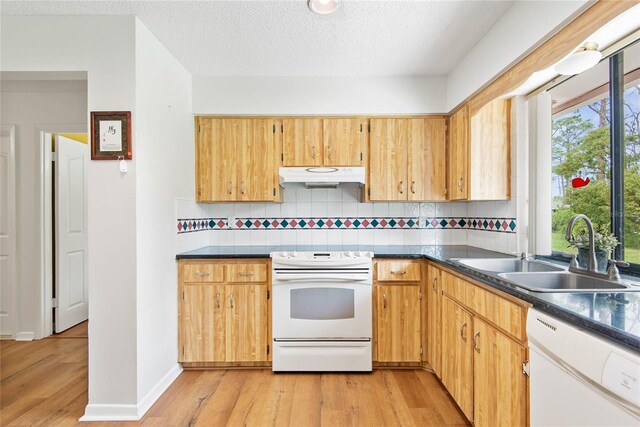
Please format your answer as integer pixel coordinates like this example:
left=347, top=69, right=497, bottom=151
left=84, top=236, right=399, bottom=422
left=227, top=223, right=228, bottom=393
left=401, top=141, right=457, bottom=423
left=240, top=181, right=245, bottom=195
left=238, top=271, right=255, bottom=276
left=473, top=332, right=480, bottom=353
left=327, top=145, right=332, bottom=160
left=383, top=293, right=387, bottom=309
left=399, top=181, right=405, bottom=194
left=216, top=293, right=220, bottom=308
left=460, top=323, right=467, bottom=341
left=195, top=271, right=211, bottom=277
left=227, top=181, right=233, bottom=195
left=312, top=146, right=317, bottom=160
left=391, top=270, right=407, bottom=275
left=432, top=277, right=437, bottom=291
left=411, top=181, right=416, bottom=194
left=230, top=294, right=234, bottom=308
left=457, top=177, right=463, bottom=192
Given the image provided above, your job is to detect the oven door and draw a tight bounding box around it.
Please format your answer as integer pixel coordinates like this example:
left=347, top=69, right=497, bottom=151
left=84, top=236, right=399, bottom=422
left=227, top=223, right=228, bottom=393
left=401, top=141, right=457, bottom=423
left=272, top=280, right=372, bottom=339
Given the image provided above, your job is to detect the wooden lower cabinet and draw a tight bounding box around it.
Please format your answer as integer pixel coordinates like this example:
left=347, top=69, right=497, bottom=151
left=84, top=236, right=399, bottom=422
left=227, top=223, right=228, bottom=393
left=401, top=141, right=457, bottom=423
left=179, top=260, right=270, bottom=365
left=426, top=265, right=442, bottom=376
left=441, top=295, right=474, bottom=421
left=473, top=318, right=528, bottom=427
left=375, top=284, right=421, bottom=363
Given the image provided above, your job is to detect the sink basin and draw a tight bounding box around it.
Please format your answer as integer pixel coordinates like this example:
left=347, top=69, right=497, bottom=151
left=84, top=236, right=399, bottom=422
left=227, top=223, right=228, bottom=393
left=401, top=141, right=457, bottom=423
left=452, top=258, right=564, bottom=274
left=498, top=271, right=632, bottom=293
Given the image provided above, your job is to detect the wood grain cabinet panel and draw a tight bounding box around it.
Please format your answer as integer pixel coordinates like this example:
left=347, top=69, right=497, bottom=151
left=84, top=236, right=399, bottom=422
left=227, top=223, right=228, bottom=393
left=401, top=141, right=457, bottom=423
left=408, top=117, right=447, bottom=201
left=322, top=118, right=367, bottom=166
left=195, top=117, right=278, bottom=202
left=465, top=282, right=525, bottom=341
left=282, top=118, right=324, bottom=167
left=368, top=118, right=408, bottom=201
left=183, top=263, right=224, bottom=283
left=441, top=295, right=474, bottom=421
left=226, top=263, right=268, bottom=283
left=376, top=284, right=421, bottom=363
left=473, top=318, right=528, bottom=427
left=376, top=259, right=421, bottom=282
left=182, top=283, right=226, bottom=362
left=448, top=106, right=469, bottom=200
left=426, top=265, right=442, bottom=377
left=225, top=284, right=269, bottom=362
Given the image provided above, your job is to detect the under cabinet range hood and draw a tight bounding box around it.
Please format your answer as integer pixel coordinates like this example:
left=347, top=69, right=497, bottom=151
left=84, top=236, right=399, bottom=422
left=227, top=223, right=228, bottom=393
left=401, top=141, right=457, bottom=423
left=278, top=167, right=365, bottom=189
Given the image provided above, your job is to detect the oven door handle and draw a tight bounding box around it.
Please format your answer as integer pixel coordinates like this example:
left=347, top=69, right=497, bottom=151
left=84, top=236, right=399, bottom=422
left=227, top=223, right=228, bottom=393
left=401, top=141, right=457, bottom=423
left=273, top=274, right=370, bottom=283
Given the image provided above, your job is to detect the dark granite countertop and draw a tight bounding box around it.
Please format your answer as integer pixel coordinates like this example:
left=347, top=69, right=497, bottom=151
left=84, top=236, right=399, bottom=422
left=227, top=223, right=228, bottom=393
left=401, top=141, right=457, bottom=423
left=176, top=245, right=640, bottom=353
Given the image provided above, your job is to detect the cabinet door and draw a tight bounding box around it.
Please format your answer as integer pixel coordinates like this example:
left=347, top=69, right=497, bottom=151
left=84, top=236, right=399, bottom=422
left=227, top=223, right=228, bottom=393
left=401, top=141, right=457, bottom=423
left=408, top=118, right=447, bottom=201
left=236, top=118, right=278, bottom=201
left=426, top=266, right=442, bottom=377
left=196, top=118, right=238, bottom=201
left=469, top=99, right=511, bottom=200
left=282, top=118, right=323, bottom=166
left=368, top=119, right=408, bottom=201
left=376, top=284, right=421, bottom=362
left=225, top=284, right=269, bottom=362
left=448, top=106, right=469, bottom=200
left=441, top=295, right=474, bottom=421
left=181, top=284, right=226, bottom=362
left=473, top=318, right=528, bottom=427
left=323, top=118, right=366, bottom=166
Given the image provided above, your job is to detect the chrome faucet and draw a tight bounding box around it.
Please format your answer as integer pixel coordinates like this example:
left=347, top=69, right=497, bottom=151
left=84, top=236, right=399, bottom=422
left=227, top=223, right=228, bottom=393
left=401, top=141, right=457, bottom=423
left=565, top=214, right=598, bottom=273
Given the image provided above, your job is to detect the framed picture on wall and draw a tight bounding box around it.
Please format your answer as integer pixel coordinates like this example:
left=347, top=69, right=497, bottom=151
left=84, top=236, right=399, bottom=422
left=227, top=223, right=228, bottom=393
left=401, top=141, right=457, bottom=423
left=90, top=111, right=132, bottom=160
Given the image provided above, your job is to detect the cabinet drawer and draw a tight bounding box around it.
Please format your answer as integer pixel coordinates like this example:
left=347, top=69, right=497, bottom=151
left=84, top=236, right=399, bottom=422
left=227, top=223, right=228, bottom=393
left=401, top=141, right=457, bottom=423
left=183, top=263, right=224, bottom=283
left=226, top=263, right=267, bottom=283
left=465, top=284, right=525, bottom=341
left=376, top=260, right=421, bottom=282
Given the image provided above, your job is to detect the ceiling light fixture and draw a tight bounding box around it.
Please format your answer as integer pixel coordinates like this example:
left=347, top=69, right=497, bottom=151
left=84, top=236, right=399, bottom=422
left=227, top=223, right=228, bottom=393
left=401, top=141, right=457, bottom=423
left=554, top=42, right=603, bottom=76
left=308, top=0, right=341, bottom=15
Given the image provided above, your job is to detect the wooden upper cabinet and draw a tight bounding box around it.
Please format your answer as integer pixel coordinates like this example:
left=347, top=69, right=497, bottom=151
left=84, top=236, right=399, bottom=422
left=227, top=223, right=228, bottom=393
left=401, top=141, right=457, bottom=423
left=473, top=318, right=528, bottom=427
left=322, top=118, right=366, bottom=166
left=369, top=118, right=409, bottom=201
left=196, top=117, right=278, bottom=202
left=282, top=118, right=324, bottom=167
left=448, top=106, right=469, bottom=201
left=196, top=117, right=237, bottom=202
left=376, top=284, right=421, bottom=363
left=235, top=118, right=278, bottom=201
left=408, top=118, right=447, bottom=201
left=470, top=99, right=511, bottom=200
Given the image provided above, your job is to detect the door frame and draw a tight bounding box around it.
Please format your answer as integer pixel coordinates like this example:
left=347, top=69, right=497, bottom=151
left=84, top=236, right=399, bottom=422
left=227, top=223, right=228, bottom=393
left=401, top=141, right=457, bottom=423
left=1, top=125, right=16, bottom=339
left=38, top=124, right=85, bottom=338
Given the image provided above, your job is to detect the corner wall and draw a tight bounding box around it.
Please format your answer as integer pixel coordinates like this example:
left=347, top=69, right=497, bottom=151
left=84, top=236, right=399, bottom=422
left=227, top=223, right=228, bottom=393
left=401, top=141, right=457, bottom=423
left=134, top=18, right=192, bottom=412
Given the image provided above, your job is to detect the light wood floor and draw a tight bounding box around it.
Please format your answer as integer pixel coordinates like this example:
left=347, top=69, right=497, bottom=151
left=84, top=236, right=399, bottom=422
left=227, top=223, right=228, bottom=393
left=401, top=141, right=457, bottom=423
left=51, top=321, right=88, bottom=339
left=1, top=332, right=468, bottom=426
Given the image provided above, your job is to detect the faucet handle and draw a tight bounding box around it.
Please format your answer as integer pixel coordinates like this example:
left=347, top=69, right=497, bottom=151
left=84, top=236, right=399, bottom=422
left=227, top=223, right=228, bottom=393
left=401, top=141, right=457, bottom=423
left=569, top=254, right=579, bottom=269
left=512, top=252, right=532, bottom=260
left=607, top=259, right=629, bottom=281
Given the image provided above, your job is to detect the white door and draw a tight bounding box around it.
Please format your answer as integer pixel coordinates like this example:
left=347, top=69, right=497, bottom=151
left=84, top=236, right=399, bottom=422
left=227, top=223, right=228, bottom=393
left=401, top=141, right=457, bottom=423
left=55, top=135, right=89, bottom=332
left=0, top=126, right=16, bottom=337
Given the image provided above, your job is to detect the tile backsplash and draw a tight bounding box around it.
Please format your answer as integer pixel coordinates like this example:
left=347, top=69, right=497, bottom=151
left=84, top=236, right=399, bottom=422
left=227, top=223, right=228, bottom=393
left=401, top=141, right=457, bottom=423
left=176, top=186, right=518, bottom=254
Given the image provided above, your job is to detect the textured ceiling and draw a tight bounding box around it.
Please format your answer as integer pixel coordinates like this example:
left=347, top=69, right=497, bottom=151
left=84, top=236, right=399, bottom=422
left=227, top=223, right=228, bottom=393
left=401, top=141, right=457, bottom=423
left=1, top=1, right=514, bottom=76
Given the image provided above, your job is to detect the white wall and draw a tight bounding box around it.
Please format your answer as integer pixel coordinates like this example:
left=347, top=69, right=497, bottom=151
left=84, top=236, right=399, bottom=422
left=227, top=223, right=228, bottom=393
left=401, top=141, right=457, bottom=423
left=0, top=78, right=87, bottom=339
left=1, top=15, right=139, bottom=415
left=193, top=76, right=447, bottom=114
left=446, top=0, right=590, bottom=110
left=134, top=18, right=191, bottom=412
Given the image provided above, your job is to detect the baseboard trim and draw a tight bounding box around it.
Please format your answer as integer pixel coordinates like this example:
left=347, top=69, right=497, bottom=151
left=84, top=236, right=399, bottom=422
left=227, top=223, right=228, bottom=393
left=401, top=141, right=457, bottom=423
left=15, top=331, right=35, bottom=341
left=79, top=364, right=183, bottom=422
left=137, top=363, right=183, bottom=418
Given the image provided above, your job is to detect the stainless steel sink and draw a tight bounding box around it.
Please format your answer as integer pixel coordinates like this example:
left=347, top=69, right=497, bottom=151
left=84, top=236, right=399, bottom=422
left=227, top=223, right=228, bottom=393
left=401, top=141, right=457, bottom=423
left=498, top=271, right=631, bottom=293
left=452, top=258, right=564, bottom=274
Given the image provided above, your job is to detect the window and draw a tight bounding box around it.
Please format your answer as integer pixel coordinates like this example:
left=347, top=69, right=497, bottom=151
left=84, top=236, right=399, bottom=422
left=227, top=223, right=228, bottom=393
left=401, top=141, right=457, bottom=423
left=550, top=41, right=640, bottom=266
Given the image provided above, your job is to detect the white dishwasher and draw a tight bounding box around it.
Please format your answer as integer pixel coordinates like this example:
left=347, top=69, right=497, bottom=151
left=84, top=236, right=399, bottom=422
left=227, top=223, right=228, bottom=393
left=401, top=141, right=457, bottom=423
left=527, top=309, right=640, bottom=426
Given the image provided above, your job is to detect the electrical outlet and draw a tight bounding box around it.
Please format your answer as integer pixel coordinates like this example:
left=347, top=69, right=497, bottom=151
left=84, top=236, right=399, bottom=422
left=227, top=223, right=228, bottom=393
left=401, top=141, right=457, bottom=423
left=228, top=216, right=236, bottom=229
left=418, top=216, right=426, bottom=227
